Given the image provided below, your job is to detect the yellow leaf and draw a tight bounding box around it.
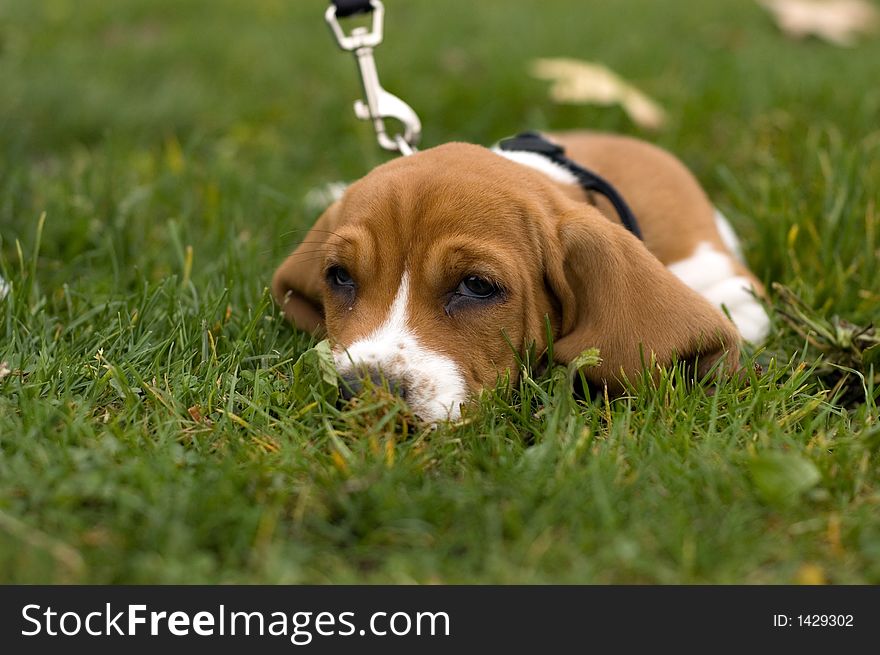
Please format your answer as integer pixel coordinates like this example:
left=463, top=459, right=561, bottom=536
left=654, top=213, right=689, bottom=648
left=385, top=437, right=396, bottom=468
left=759, top=0, right=879, bottom=47
left=164, top=135, right=185, bottom=173
left=827, top=513, right=844, bottom=557
left=530, top=58, right=667, bottom=130
left=251, top=435, right=280, bottom=453
left=787, top=223, right=799, bottom=249
left=331, top=450, right=349, bottom=474
left=182, top=244, right=193, bottom=286
left=795, top=562, right=826, bottom=584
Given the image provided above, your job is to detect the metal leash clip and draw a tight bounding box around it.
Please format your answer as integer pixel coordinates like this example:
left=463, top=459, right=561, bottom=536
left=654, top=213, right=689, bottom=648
left=325, top=0, right=421, bottom=155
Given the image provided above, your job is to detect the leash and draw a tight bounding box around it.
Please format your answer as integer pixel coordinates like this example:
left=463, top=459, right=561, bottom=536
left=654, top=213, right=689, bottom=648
left=324, top=3, right=643, bottom=240
left=325, top=0, right=421, bottom=155
left=499, top=132, right=644, bottom=240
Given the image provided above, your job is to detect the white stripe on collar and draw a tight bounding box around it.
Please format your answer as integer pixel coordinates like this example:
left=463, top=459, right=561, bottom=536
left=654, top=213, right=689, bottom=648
left=491, top=146, right=579, bottom=186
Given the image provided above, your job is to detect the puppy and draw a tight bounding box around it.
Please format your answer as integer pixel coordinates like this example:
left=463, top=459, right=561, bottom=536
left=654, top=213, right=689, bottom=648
left=273, top=132, right=769, bottom=421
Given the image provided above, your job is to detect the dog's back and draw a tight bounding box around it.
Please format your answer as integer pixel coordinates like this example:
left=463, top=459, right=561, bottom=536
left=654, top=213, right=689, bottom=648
left=545, top=131, right=769, bottom=342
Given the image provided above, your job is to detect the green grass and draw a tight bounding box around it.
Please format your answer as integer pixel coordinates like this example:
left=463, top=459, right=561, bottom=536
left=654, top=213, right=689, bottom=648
left=1, top=0, right=878, bottom=584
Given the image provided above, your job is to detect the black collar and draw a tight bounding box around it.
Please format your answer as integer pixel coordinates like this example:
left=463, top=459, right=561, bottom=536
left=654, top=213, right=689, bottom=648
left=498, top=132, right=643, bottom=241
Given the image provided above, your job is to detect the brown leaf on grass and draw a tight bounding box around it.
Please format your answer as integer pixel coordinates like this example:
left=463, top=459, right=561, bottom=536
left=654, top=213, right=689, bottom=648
left=529, top=58, right=668, bottom=130
left=759, top=0, right=879, bottom=46
left=187, top=405, right=203, bottom=422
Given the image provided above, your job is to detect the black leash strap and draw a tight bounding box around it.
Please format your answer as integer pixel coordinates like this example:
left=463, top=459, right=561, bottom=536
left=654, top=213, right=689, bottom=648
left=498, top=132, right=644, bottom=241
left=331, top=0, right=374, bottom=18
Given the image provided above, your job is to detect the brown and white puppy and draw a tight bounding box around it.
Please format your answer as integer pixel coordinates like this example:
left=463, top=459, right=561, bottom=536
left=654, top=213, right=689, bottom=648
left=273, top=131, right=769, bottom=421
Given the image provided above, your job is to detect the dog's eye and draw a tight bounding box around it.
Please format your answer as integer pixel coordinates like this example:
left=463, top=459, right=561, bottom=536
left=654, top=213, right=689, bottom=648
left=457, top=275, right=498, bottom=299
left=327, top=265, right=354, bottom=288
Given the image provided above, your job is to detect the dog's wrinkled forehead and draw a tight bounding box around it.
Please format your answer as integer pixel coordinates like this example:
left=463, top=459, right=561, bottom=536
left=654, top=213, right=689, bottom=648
left=339, top=142, right=557, bottom=225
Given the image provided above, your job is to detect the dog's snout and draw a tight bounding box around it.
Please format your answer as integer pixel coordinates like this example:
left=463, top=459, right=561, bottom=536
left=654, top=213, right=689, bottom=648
left=339, top=368, right=408, bottom=401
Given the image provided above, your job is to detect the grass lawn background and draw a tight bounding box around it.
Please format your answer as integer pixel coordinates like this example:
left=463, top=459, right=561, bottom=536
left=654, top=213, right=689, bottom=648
left=1, top=0, right=878, bottom=583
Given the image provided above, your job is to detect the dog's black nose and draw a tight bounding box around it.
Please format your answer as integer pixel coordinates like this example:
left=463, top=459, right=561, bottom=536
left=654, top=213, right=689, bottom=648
left=339, top=368, right=408, bottom=401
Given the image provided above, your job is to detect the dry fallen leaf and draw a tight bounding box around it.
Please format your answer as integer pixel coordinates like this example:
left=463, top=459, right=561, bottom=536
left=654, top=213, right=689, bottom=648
left=759, top=0, right=879, bottom=46
left=529, top=58, right=668, bottom=130
left=0, top=362, right=10, bottom=380
left=187, top=405, right=203, bottom=422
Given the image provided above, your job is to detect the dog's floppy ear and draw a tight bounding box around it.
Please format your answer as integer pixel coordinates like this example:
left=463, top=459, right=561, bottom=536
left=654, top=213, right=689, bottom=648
left=271, top=201, right=344, bottom=334
left=545, top=206, right=741, bottom=391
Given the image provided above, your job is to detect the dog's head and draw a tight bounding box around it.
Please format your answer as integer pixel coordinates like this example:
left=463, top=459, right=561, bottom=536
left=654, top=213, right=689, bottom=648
left=273, top=143, right=740, bottom=421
